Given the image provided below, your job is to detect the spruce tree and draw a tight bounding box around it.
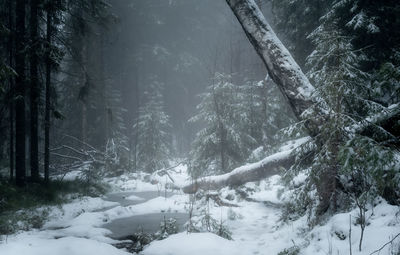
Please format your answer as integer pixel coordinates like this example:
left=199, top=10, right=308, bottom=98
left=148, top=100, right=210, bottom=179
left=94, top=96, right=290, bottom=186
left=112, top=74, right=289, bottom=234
left=189, top=73, right=256, bottom=177
left=133, top=81, right=171, bottom=173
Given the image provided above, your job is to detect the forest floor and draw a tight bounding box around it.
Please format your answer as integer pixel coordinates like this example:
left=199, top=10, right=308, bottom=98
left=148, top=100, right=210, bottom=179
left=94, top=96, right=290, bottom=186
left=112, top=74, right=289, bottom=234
left=0, top=163, right=399, bottom=255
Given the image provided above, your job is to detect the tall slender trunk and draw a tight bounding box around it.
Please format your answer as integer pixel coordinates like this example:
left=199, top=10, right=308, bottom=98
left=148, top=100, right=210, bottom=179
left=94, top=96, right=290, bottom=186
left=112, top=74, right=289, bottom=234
left=134, top=71, right=140, bottom=172
left=212, top=87, right=226, bottom=173
left=44, top=4, right=52, bottom=184
left=8, top=0, right=15, bottom=182
left=15, top=0, right=26, bottom=187
left=30, top=0, right=39, bottom=182
left=99, top=30, right=109, bottom=145
left=81, top=42, right=88, bottom=145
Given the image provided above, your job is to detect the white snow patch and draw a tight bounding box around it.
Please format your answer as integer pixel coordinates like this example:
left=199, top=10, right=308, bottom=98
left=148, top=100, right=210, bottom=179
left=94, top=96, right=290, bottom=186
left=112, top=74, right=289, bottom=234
left=125, top=194, right=145, bottom=201
left=142, top=232, right=242, bottom=255
left=0, top=236, right=129, bottom=255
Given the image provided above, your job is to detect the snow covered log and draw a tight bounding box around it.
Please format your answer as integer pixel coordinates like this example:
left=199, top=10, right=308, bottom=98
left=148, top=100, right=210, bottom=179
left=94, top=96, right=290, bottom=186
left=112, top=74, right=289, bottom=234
left=182, top=137, right=310, bottom=194
left=182, top=150, right=293, bottom=193
left=225, top=0, right=319, bottom=133
left=185, top=0, right=400, bottom=195
left=355, top=103, right=400, bottom=145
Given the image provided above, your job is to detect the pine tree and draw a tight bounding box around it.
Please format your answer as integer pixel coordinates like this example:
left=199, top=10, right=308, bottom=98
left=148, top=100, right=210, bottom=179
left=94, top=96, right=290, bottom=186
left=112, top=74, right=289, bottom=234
left=133, top=81, right=171, bottom=173
left=305, top=15, right=369, bottom=214
left=104, top=82, right=129, bottom=173
left=189, top=73, right=256, bottom=178
left=303, top=7, right=395, bottom=215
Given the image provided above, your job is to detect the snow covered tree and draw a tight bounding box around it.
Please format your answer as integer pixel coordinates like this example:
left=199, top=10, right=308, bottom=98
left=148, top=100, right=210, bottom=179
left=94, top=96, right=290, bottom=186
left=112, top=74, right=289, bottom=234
left=104, top=83, right=129, bottom=174
left=133, top=81, right=171, bottom=173
left=242, top=77, right=296, bottom=161
left=189, top=73, right=257, bottom=178
left=290, top=8, right=399, bottom=216
left=305, top=23, right=365, bottom=214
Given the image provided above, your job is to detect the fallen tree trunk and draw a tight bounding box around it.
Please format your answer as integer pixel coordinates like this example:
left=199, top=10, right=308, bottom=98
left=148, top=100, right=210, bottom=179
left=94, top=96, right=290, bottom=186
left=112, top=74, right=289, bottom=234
left=181, top=1, right=400, bottom=194
left=354, top=103, right=400, bottom=146
left=182, top=137, right=310, bottom=193
left=181, top=104, right=400, bottom=194
left=181, top=104, right=399, bottom=194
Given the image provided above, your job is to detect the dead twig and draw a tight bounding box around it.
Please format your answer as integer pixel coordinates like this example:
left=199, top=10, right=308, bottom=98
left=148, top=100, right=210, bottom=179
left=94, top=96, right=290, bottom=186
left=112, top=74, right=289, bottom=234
left=369, top=232, right=400, bottom=255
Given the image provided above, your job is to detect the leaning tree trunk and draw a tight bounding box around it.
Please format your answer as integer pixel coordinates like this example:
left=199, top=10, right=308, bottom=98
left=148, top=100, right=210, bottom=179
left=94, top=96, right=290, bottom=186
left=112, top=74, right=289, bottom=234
left=182, top=0, right=400, bottom=194
left=15, top=0, right=26, bottom=187
left=184, top=0, right=321, bottom=194
left=225, top=0, right=324, bottom=137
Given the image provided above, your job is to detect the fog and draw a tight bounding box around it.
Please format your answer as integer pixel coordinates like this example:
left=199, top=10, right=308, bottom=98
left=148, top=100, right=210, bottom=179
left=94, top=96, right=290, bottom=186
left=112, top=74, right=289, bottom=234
left=100, top=0, right=265, bottom=155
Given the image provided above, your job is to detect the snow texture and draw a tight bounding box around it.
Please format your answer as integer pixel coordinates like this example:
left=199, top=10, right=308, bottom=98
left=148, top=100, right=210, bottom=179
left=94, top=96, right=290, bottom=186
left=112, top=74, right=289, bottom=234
left=189, top=136, right=310, bottom=185
left=1, top=162, right=399, bottom=255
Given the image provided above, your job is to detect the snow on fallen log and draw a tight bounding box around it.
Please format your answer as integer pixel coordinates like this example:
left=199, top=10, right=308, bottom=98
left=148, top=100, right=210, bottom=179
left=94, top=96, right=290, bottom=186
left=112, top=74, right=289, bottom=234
left=352, top=103, right=400, bottom=140
left=182, top=137, right=310, bottom=194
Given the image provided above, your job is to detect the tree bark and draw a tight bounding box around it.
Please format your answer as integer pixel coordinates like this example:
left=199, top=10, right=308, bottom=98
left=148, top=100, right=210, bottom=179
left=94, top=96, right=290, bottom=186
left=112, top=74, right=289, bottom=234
left=182, top=145, right=301, bottom=194
left=8, top=0, right=15, bottom=182
left=225, top=0, right=322, bottom=137
left=30, top=0, right=40, bottom=182
left=182, top=0, right=400, bottom=195
left=15, top=0, right=26, bottom=187
left=44, top=3, right=52, bottom=184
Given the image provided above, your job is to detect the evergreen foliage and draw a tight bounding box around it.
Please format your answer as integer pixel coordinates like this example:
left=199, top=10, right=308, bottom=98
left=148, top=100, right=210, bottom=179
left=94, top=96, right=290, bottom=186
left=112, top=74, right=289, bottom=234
left=133, top=81, right=171, bottom=173
left=189, top=73, right=257, bottom=177
left=274, top=0, right=400, bottom=220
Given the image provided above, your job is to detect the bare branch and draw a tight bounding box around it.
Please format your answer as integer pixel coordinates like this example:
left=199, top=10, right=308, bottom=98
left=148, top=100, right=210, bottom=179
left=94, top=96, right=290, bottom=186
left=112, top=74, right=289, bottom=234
left=369, top=232, right=400, bottom=255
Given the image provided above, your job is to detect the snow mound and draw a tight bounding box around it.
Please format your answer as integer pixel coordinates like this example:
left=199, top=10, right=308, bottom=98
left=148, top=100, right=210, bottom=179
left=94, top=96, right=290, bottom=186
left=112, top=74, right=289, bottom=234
left=142, top=233, right=241, bottom=255
left=0, top=236, right=129, bottom=255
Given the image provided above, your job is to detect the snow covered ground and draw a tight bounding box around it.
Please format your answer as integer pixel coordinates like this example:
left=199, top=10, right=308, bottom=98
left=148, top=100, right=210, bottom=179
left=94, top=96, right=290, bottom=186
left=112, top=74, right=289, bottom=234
left=1, top=162, right=399, bottom=255
left=142, top=175, right=400, bottom=255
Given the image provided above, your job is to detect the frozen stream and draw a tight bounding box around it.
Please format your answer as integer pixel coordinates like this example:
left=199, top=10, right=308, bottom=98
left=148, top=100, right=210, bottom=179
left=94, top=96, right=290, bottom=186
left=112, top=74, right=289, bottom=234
left=101, top=191, right=188, bottom=239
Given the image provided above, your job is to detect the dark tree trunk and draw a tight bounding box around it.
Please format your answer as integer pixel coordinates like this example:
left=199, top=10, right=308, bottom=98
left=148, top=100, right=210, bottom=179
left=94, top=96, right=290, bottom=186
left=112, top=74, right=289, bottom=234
left=44, top=4, right=52, bottom=184
left=15, top=0, right=26, bottom=187
left=99, top=30, right=109, bottom=146
left=8, top=0, right=15, bottom=182
left=30, top=0, right=40, bottom=182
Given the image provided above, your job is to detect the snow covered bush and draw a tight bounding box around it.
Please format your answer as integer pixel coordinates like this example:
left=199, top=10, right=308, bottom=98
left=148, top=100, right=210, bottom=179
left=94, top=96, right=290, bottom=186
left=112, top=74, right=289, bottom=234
left=155, top=216, right=179, bottom=240
left=185, top=190, right=232, bottom=240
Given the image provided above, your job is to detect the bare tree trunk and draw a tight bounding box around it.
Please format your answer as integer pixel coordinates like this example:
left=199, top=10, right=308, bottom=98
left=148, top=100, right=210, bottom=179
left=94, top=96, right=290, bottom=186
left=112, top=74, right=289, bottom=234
left=15, top=0, right=26, bottom=187
left=30, top=0, right=40, bottom=182
left=183, top=146, right=299, bottom=193
left=81, top=43, right=88, bottom=145
left=134, top=71, right=140, bottom=172
left=182, top=0, right=400, bottom=194
left=44, top=3, right=52, bottom=184
left=8, top=0, right=15, bottom=182
left=99, top=30, right=109, bottom=145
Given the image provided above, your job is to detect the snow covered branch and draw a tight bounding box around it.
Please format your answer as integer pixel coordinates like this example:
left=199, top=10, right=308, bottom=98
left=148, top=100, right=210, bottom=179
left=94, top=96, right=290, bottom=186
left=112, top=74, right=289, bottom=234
left=354, top=103, right=400, bottom=144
